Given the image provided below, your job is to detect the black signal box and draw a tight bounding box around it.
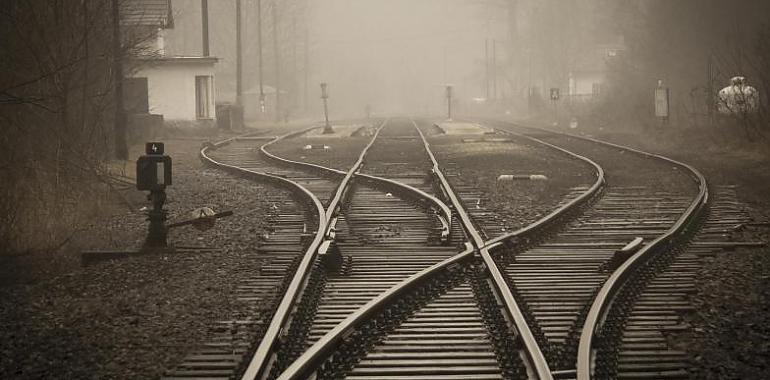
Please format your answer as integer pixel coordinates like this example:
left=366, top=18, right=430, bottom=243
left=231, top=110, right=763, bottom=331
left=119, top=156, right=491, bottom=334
left=137, top=142, right=172, bottom=191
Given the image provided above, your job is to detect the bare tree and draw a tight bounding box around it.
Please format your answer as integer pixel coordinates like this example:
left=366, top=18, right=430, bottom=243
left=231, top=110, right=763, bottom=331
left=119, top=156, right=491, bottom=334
left=0, top=0, right=153, bottom=254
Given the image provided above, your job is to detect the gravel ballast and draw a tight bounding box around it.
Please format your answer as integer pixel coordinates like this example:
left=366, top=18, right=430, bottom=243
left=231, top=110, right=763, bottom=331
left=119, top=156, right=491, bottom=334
left=425, top=124, right=596, bottom=235
left=0, top=135, right=302, bottom=379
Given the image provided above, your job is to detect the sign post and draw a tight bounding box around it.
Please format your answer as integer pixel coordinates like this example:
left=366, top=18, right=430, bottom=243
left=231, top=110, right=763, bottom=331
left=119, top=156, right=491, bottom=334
left=654, top=80, right=670, bottom=126
left=550, top=87, right=560, bottom=126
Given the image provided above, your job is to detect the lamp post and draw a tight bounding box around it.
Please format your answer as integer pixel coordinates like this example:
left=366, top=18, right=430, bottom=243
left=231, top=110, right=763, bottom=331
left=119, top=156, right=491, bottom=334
left=321, top=82, right=333, bottom=134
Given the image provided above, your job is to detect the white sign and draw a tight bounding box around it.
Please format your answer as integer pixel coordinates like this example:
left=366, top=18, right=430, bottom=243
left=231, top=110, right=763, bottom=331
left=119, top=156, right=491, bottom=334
left=655, top=87, right=669, bottom=118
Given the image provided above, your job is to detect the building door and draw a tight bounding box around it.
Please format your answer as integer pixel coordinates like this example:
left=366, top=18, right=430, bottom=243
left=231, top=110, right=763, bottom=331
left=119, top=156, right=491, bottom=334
left=195, top=75, right=213, bottom=119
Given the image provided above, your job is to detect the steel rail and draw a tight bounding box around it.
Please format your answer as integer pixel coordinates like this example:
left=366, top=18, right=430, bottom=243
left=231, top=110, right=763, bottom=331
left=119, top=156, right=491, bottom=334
left=556, top=133, right=709, bottom=380
left=450, top=118, right=608, bottom=379
left=240, top=120, right=386, bottom=380
left=275, top=244, right=475, bottom=380
left=260, top=126, right=348, bottom=178
left=259, top=124, right=453, bottom=241
left=483, top=130, right=605, bottom=247
left=356, top=173, right=452, bottom=241
left=488, top=121, right=708, bottom=380
left=412, top=120, right=485, bottom=248
left=413, top=120, right=554, bottom=380
left=200, top=134, right=328, bottom=380
left=473, top=123, right=608, bottom=380
left=274, top=120, right=500, bottom=379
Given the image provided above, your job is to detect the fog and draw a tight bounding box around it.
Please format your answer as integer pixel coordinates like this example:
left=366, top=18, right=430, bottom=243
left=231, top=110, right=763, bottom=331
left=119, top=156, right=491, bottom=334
left=160, top=0, right=770, bottom=127
left=306, top=0, right=507, bottom=116
left=164, top=0, right=514, bottom=119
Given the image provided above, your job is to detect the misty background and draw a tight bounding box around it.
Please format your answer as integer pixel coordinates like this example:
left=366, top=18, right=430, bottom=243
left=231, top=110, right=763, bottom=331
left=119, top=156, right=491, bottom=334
left=1, top=0, right=770, bottom=253
left=164, top=0, right=770, bottom=125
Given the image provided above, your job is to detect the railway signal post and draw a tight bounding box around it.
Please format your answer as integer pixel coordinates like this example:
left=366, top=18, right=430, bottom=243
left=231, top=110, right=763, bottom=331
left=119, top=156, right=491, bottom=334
left=136, top=142, right=173, bottom=248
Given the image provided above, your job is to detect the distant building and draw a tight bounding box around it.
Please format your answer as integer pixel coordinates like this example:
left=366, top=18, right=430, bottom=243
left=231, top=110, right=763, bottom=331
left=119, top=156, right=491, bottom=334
left=122, top=0, right=217, bottom=124
left=568, top=37, right=625, bottom=102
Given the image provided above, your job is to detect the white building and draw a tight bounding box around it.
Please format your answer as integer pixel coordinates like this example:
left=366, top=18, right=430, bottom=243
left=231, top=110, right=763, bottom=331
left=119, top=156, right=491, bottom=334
left=123, top=0, right=217, bottom=124
left=129, top=56, right=217, bottom=122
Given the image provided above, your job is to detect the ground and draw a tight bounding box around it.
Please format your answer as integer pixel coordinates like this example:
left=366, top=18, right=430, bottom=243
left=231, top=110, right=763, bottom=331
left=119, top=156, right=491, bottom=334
left=0, top=126, right=293, bottom=379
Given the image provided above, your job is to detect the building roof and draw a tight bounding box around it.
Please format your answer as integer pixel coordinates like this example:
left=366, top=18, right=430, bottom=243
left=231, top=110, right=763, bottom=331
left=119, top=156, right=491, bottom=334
left=121, top=0, right=174, bottom=28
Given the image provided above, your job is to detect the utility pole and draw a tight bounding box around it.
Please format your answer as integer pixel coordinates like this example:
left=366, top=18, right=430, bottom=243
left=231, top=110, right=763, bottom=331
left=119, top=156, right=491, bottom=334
left=201, top=0, right=209, bottom=56
left=446, top=85, right=453, bottom=121
left=492, top=39, right=497, bottom=101
left=111, top=0, right=127, bottom=160
left=273, top=3, right=281, bottom=122
left=485, top=39, right=490, bottom=100
left=235, top=0, right=242, bottom=106
left=258, top=0, right=265, bottom=113
left=292, top=16, right=297, bottom=112
left=304, top=28, right=309, bottom=113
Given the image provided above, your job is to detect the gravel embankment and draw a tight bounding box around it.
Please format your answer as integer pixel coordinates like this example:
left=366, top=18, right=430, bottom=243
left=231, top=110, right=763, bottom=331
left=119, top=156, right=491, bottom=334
left=0, top=136, right=297, bottom=379
left=687, top=246, right=770, bottom=379
left=265, top=126, right=376, bottom=172
left=428, top=131, right=596, bottom=233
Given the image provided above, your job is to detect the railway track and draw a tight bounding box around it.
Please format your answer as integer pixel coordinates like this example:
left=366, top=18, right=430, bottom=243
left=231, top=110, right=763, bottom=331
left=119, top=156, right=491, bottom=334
left=224, top=119, right=479, bottom=380
left=170, top=117, right=720, bottom=380
left=583, top=187, right=752, bottom=380
left=162, top=133, right=329, bottom=379
left=473, top=121, right=710, bottom=379
left=271, top=119, right=552, bottom=380
left=416, top=119, right=714, bottom=379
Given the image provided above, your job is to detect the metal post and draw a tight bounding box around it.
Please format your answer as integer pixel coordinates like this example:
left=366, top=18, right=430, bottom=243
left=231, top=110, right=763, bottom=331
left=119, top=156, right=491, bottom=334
left=201, top=0, right=209, bottom=56
left=550, top=87, right=560, bottom=126
left=321, top=82, right=332, bottom=133
left=111, top=0, right=128, bottom=160
left=292, top=16, right=297, bottom=112
left=485, top=39, right=490, bottom=100
left=273, top=3, right=281, bottom=122
left=145, top=189, right=168, bottom=248
left=492, top=39, right=497, bottom=101
left=235, top=0, right=243, bottom=106
left=304, top=28, right=310, bottom=113
left=446, top=85, right=452, bottom=120
left=257, top=0, right=265, bottom=113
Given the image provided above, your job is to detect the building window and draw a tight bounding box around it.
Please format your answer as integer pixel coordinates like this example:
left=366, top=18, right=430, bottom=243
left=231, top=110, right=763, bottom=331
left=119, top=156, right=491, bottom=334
left=195, top=75, right=213, bottom=119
